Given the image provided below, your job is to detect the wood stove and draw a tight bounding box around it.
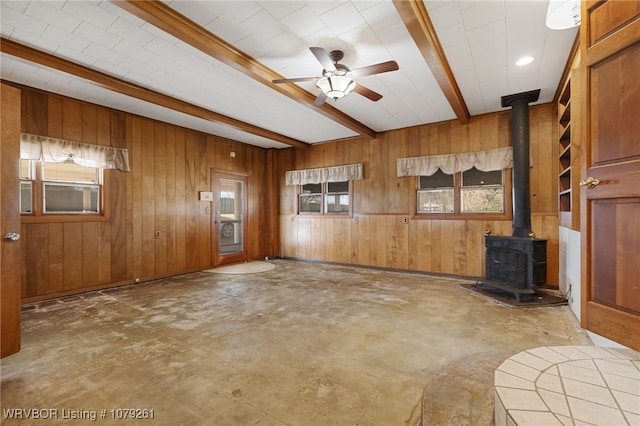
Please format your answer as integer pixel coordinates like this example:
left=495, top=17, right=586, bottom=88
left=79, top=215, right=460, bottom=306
left=483, top=236, right=547, bottom=301
left=476, top=89, right=548, bottom=301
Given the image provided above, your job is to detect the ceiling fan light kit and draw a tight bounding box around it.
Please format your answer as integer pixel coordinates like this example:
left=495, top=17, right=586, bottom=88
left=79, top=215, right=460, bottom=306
left=273, top=47, right=398, bottom=106
left=316, top=72, right=356, bottom=101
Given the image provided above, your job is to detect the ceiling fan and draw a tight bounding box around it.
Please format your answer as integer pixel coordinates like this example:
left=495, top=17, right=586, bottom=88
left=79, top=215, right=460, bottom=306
left=272, top=47, right=399, bottom=107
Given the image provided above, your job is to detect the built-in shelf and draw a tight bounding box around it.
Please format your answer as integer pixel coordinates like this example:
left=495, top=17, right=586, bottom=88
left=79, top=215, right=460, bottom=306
left=558, top=76, right=572, bottom=215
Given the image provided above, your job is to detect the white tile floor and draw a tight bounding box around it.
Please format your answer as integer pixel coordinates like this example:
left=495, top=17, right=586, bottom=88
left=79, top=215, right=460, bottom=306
left=495, top=346, right=640, bottom=426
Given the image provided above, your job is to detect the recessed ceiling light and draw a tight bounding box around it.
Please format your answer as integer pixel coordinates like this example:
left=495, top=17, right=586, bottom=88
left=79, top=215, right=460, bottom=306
left=516, top=56, right=534, bottom=66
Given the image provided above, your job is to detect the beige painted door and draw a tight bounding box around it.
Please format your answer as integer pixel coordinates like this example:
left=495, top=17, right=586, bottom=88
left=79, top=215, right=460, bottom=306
left=580, top=2, right=640, bottom=350
left=1, top=83, right=22, bottom=358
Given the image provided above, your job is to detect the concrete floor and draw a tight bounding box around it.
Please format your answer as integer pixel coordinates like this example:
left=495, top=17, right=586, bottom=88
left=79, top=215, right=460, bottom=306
left=1, top=260, right=592, bottom=425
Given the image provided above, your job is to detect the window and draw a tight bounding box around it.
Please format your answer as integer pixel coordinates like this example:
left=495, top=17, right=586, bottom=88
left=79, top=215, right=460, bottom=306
left=299, top=181, right=350, bottom=215
left=325, top=181, right=349, bottom=213
left=418, top=170, right=454, bottom=213
left=20, top=160, right=103, bottom=215
left=417, top=167, right=505, bottom=216
left=461, top=168, right=503, bottom=213
left=18, top=134, right=130, bottom=218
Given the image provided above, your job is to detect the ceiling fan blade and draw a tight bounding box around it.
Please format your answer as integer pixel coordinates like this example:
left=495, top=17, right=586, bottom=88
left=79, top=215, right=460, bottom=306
left=353, top=84, right=383, bottom=102
left=272, top=76, right=319, bottom=84
left=309, top=47, right=336, bottom=72
left=313, top=92, right=327, bottom=107
left=351, top=60, right=399, bottom=77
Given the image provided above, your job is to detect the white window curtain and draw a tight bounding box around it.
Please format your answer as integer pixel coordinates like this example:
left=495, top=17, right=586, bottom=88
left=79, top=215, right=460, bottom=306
left=286, top=163, right=363, bottom=186
left=20, top=133, right=130, bottom=171
left=396, top=147, right=515, bottom=177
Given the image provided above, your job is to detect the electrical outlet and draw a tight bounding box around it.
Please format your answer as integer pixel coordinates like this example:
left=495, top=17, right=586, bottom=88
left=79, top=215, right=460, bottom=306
left=402, top=217, right=409, bottom=224
left=155, top=231, right=161, bottom=238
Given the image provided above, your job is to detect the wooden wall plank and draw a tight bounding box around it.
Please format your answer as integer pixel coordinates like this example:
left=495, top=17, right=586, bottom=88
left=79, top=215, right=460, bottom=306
left=195, top=134, right=210, bottom=269
left=97, top=108, right=112, bottom=285
left=183, top=131, right=199, bottom=270
left=140, top=119, right=156, bottom=278
left=277, top=104, right=559, bottom=283
left=154, top=122, right=168, bottom=276
left=15, top=83, right=559, bottom=301
left=21, top=90, right=47, bottom=135
left=16, top=86, right=271, bottom=301
left=465, top=221, right=483, bottom=277
left=373, top=216, right=387, bottom=267
left=48, top=223, right=64, bottom=294
left=82, top=222, right=99, bottom=287
left=355, top=215, right=369, bottom=266
left=62, top=99, right=82, bottom=140
left=119, top=110, right=134, bottom=283
left=63, top=222, right=83, bottom=291
left=25, top=223, right=48, bottom=297
left=130, top=116, right=143, bottom=280
left=174, top=127, right=186, bottom=272
left=81, top=104, right=97, bottom=143
left=47, top=96, right=63, bottom=138
left=165, top=126, right=177, bottom=274
left=452, top=220, right=467, bottom=275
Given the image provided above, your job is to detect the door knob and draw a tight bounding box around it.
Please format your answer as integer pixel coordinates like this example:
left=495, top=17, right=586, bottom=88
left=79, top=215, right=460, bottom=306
left=579, top=177, right=600, bottom=189
left=4, top=232, right=20, bottom=241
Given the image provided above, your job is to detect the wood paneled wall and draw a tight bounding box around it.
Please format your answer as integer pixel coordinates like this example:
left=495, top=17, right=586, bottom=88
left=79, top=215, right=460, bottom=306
left=14, top=83, right=561, bottom=300
left=16, top=86, right=270, bottom=301
left=277, top=105, right=560, bottom=283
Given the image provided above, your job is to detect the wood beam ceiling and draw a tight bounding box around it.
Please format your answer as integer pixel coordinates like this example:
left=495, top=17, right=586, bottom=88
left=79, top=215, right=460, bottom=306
left=0, top=38, right=309, bottom=149
left=393, top=0, right=469, bottom=124
left=112, top=0, right=378, bottom=139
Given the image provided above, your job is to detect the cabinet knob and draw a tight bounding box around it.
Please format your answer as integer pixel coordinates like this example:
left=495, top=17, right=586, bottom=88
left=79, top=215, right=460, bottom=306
left=579, top=177, right=600, bottom=189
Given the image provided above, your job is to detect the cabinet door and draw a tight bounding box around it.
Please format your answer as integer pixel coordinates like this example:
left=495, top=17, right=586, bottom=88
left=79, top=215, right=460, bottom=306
left=580, top=2, right=640, bottom=350
left=1, top=83, right=22, bottom=358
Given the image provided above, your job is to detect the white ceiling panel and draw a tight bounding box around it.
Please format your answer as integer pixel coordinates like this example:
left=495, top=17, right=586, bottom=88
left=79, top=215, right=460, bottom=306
left=1, top=0, right=578, bottom=149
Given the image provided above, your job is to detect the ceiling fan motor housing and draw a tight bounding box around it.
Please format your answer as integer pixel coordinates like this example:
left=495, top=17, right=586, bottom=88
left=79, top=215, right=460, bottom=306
left=329, top=50, right=345, bottom=63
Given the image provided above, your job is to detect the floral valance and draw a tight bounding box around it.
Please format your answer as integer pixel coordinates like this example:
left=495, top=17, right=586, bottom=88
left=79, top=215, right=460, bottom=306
left=20, top=133, right=130, bottom=172
left=397, top=147, right=515, bottom=177
left=286, top=163, right=363, bottom=186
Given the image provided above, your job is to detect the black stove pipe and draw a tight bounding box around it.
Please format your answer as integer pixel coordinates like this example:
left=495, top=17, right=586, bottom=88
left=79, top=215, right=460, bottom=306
left=500, top=89, right=540, bottom=238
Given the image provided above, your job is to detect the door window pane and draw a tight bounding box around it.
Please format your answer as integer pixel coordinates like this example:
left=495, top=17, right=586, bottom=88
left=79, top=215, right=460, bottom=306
left=219, top=179, right=243, bottom=255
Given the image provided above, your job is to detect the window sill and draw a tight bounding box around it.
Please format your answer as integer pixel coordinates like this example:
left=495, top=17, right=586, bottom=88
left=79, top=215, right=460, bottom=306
left=296, top=213, right=352, bottom=219
left=21, top=214, right=109, bottom=224
left=412, top=212, right=512, bottom=221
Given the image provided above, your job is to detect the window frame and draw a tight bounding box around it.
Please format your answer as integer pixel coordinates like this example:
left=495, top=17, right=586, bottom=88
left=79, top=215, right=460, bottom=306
left=20, top=159, right=109, bottom=223
left=412, top=168, right=512, bottom=221
left=298, top=181, right=352, bottom=217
